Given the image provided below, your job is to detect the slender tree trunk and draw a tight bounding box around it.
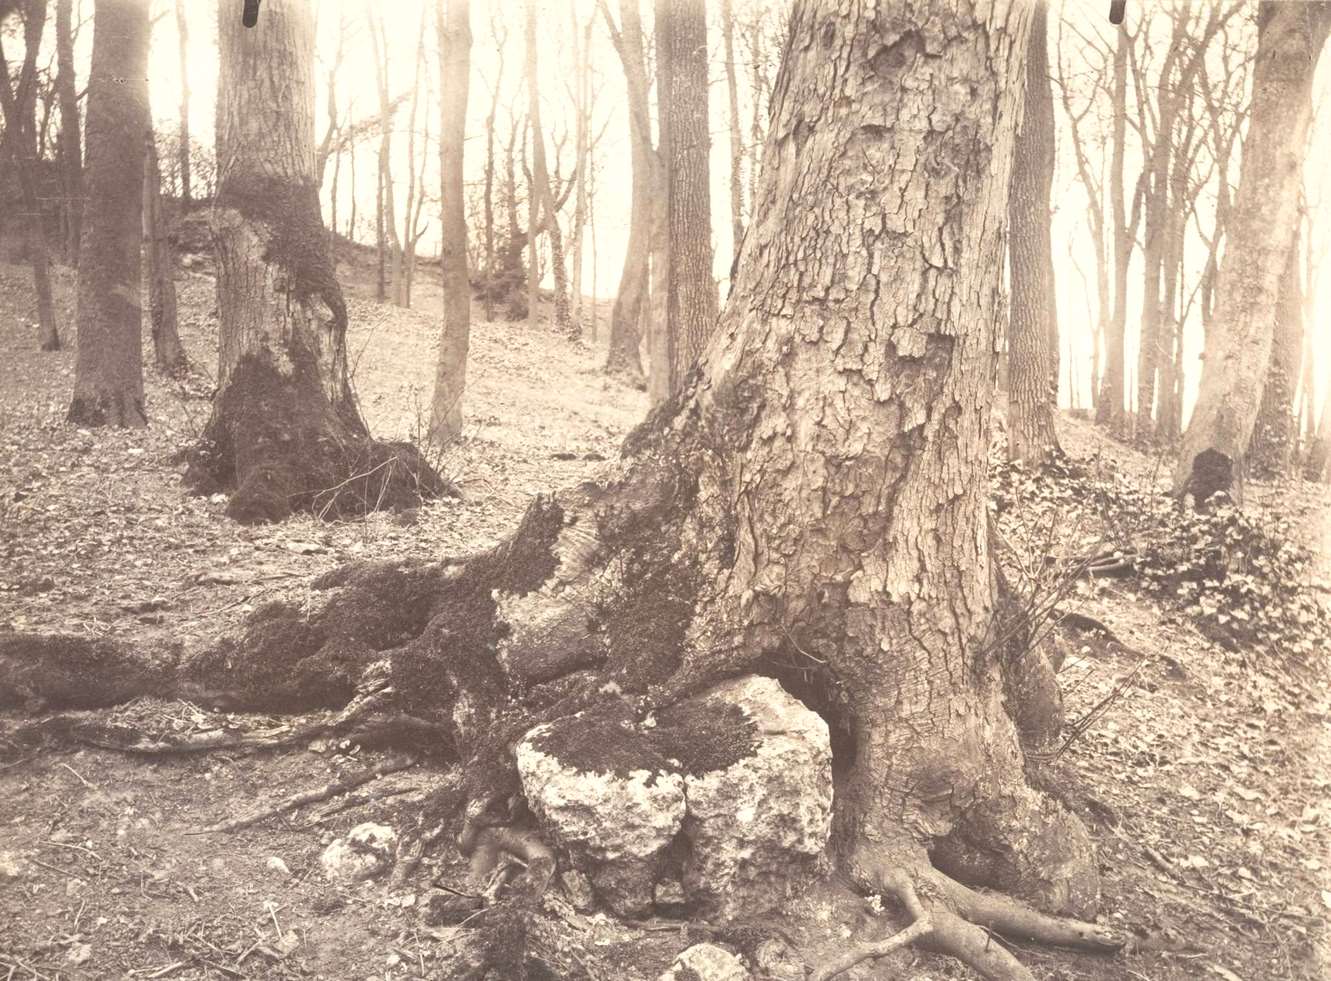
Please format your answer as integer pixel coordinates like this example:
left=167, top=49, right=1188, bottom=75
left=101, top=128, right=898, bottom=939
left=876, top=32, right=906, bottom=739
left=185, top=0, right=443, bottom=524
left=1135, top=129, right=1170, bottom=441
left=504, top=111, right=529, bottom=321
left=68, top=0, right=150, bottom=428
left=656, top=0, right=717, bottom=395
left=144, top=125, right=185, bottom=375
left=430, top=0, right=472, bottom=445
left=480, top=24, right=505, bottom=323
left=1174, top=2, right=1331, bottom=503
left=721, top=0, right=744, bottom=265
left=175, top=0, right=191, bottom=207
left=1006, top=1, right=1061, bottom=466
left=400, top=14, right=427, bottom=308
left=1305, top=392, right=1331, bottom=483
left=1097, top=26, right=1129, bottom=433
left=524, top=1, right=575, bottom=337
left=55, top=0, right=82, bottom=263
left=569, top=5, right=591, bottom=330
left=348, top=136, right=357, bottom=242
left=0, top=0, right=61, bottom=351
left=601, top=0, right=659, bottom=387
left=367, top=5, right=404, bottom=305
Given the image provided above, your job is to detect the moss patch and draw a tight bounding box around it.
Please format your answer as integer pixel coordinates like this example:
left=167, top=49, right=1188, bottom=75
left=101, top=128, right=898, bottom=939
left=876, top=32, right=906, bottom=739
left=530, top=693, right=756, bottom=779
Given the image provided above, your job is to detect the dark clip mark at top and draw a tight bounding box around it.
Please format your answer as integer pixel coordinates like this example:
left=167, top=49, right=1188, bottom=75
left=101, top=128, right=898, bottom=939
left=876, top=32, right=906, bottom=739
left=1109, top=1, right=1126, bottom=25
left=243, top=0, right=261, bottom=28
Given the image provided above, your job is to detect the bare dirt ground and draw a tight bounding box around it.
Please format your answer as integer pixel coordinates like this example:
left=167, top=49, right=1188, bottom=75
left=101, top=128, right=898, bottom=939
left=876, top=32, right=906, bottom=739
left=1, top=248, right=1329, bottom=980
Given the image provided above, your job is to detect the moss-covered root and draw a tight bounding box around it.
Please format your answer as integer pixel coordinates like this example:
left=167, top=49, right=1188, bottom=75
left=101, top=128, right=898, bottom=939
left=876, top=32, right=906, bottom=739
left=0, top=633, right=174, bottom=710
left=825, top=842, right=1125, bottom=981
left=183, top=349, right=454, bottom=524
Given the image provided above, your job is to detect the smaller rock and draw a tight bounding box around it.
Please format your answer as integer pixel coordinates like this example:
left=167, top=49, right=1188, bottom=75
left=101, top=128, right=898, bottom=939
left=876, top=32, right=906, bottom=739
left=0, top=851, right=28, bottom=880
left=66, top=943, right=92, bottom=966
left=320, top=822, right=397, bottom=882
left=560, top=869, right=596, bottom=911
left=659, top=943, right=750, bottom=981
left=653, top=877, right=687, bottom=917
left=266, top=856, right=291, bottom=876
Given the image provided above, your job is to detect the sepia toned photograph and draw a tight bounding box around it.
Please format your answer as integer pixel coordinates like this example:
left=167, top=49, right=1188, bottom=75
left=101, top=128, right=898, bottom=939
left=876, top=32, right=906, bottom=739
left=1, top=0, right=1329, bottom=978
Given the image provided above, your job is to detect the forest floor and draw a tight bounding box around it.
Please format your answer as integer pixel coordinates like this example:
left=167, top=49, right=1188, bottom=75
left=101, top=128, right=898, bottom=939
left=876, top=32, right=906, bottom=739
left=1, top=247, right=1329, bottom=981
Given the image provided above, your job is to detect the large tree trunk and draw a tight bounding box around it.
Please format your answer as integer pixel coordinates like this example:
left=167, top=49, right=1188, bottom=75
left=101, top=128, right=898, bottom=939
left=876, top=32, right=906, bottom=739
left=1249, top=228, right=1303, bottom=478
left=602, top=0, right=661, bottom=387
left=656, top=0, right=717, bottom=396
left=1174, top=3, right=1331, bottom=503
left=1006, top=0, right=1061, bottom=466
left=5, top=4, right=1123, bottom=977
left=430, top=0, right=472, bottom=445
left=184, top=0, right=445, bottom=524
left=55, top=0, right=81, bottom=264
left=67, top=0, right=150, bottom=428
left=0, top=0, right=61, bottom=351
left=144, top=125, right=186, bottom=376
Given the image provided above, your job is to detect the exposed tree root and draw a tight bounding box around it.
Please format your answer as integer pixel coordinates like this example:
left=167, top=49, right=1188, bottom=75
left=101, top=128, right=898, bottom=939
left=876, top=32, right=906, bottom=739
left=837, top=844, right=1126, bottom=981
left=4, top=686, right=396, bottom=757
left=190, top=755, right=418, bottom=834
left=809, top=869, right=933, bottom=980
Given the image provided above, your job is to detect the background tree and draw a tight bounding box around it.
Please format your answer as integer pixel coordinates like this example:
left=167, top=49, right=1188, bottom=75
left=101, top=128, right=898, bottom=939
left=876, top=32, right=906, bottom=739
left=54, top=0, right=81, bottom=263
left=600, top=0, right=663, bottom=389
left=1174, top=2, right=1331, bottom=503
left=1007, top=0, right=1061, bottom=465
left=656, top=0, right=716, bottom=396
left=430, top=0, right=471, bottom=445
left=524, top=0, right=575, bottom=336
left=366, top=3, right=405, bottom=305
left=144, top=123, right=185, bottom=375
left=174, top=0, right=190, bottom=206
left=67, top=0, right=150, bottom=428
left=185, top=0, right=443, bottom=523
left=0, top=0, right=60, bottom=350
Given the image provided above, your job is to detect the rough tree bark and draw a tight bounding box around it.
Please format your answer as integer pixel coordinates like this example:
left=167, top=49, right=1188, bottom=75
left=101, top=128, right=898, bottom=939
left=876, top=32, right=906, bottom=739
left=600, top=0, right=662, bottom=387
left=656, top=0, right=717, bottom=396
left=144, top=125, right=186, bottom=376
left=1173, top=2, right=1331, bottom=504
left=55, top=0, right=81, bottom=263
left=1249, top=228, right=1303, bottom=478
left=1006, top=0, right=1061, bottom=466
left=3, top=4, right=1125, bottom=978
left=0, top=0, right=61, bottom=351
left=430, top=0, right=472, bottom=445
left=67, top=0, right=150, bottom=428
left=175, top=0, right=190, bottom=207
left=183, top=0, right=445, bottom=523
